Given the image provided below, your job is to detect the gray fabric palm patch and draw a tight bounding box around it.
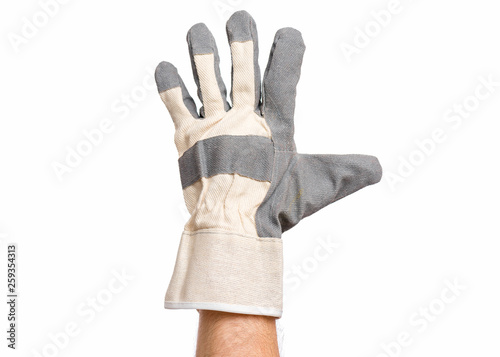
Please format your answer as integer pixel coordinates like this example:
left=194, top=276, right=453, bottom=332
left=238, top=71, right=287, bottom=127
left=254, top=24, right=383, bottom=238
left=178, top=135, right=274, bottom=189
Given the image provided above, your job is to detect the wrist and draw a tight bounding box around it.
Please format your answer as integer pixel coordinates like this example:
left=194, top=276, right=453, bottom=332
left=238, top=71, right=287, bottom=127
left=197, top=310, right=279, bottom=357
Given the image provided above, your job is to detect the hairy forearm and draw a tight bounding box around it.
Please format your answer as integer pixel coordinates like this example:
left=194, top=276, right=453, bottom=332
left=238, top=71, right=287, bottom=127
left=196, top=310, right=279, bottom=357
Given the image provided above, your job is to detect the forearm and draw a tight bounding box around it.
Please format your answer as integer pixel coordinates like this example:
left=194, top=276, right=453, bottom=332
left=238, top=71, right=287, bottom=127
left=196, top=310, right=279, bottom=357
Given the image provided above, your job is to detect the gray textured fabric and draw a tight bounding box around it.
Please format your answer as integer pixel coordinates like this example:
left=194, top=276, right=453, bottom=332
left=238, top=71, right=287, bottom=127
left=226, top=11, right=262, bottom=114
left=187, top=23, right=231, bottom=115
left=255, top=152, right=382, bottom=238
left=253, top=26, right=382, bottom=237
left=262, top=27, right=305, bottom=152
left=178, top=135, right=274, bottom=189
left=155, top=62, right=199, bottom=118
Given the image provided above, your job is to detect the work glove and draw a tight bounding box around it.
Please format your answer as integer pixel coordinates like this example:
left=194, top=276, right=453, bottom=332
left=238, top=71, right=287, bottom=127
left=155, top=10, right=382, bottom=318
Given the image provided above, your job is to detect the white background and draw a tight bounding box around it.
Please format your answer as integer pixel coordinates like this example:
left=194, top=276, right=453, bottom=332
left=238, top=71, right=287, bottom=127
left=1, top=0, right=499, bottom=356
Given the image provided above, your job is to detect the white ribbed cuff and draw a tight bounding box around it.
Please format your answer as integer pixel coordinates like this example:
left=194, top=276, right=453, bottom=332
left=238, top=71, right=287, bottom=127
left=164, top=230, right=283, bottom=318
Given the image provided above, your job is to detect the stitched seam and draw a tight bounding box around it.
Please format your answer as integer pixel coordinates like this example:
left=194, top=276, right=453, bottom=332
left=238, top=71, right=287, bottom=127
left=182, top=229, right=282, bottom=242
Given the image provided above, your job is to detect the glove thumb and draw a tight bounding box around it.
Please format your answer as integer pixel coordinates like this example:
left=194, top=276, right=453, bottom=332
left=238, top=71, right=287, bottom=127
left=278, top=153, right=382, bottom=232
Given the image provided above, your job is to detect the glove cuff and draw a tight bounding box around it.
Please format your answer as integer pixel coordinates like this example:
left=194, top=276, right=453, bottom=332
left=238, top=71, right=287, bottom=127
left=164, top=229, right=283, bottom=318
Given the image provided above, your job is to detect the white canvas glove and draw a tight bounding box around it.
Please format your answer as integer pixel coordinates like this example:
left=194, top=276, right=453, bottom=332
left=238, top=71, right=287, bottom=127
left=155, top=11, right=382, bottom=317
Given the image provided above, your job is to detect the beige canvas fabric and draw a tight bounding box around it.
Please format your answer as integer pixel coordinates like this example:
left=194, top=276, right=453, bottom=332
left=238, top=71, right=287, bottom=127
left=230, top=41, right=256, bottom=109
left=183, top=174, right=271, bottom=236
left=192, top=54, right=226, bottom=118
left=164, top=230, right=283, bottom=317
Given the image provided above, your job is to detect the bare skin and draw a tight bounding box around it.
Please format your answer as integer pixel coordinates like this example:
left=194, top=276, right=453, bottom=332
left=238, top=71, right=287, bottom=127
left=196, top=310, right=279, bottom=357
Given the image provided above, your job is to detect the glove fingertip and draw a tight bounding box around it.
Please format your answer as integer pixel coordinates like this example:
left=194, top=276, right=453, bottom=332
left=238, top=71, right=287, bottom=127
left=274, top=27, right=305, bottom=48
left=155, top=61, right=180, bottom=93
left=187, top=22, right=216, bottom=54
left=226, top=10, right=256, bottom=42
left=365, top=155, right=383, bottom=185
